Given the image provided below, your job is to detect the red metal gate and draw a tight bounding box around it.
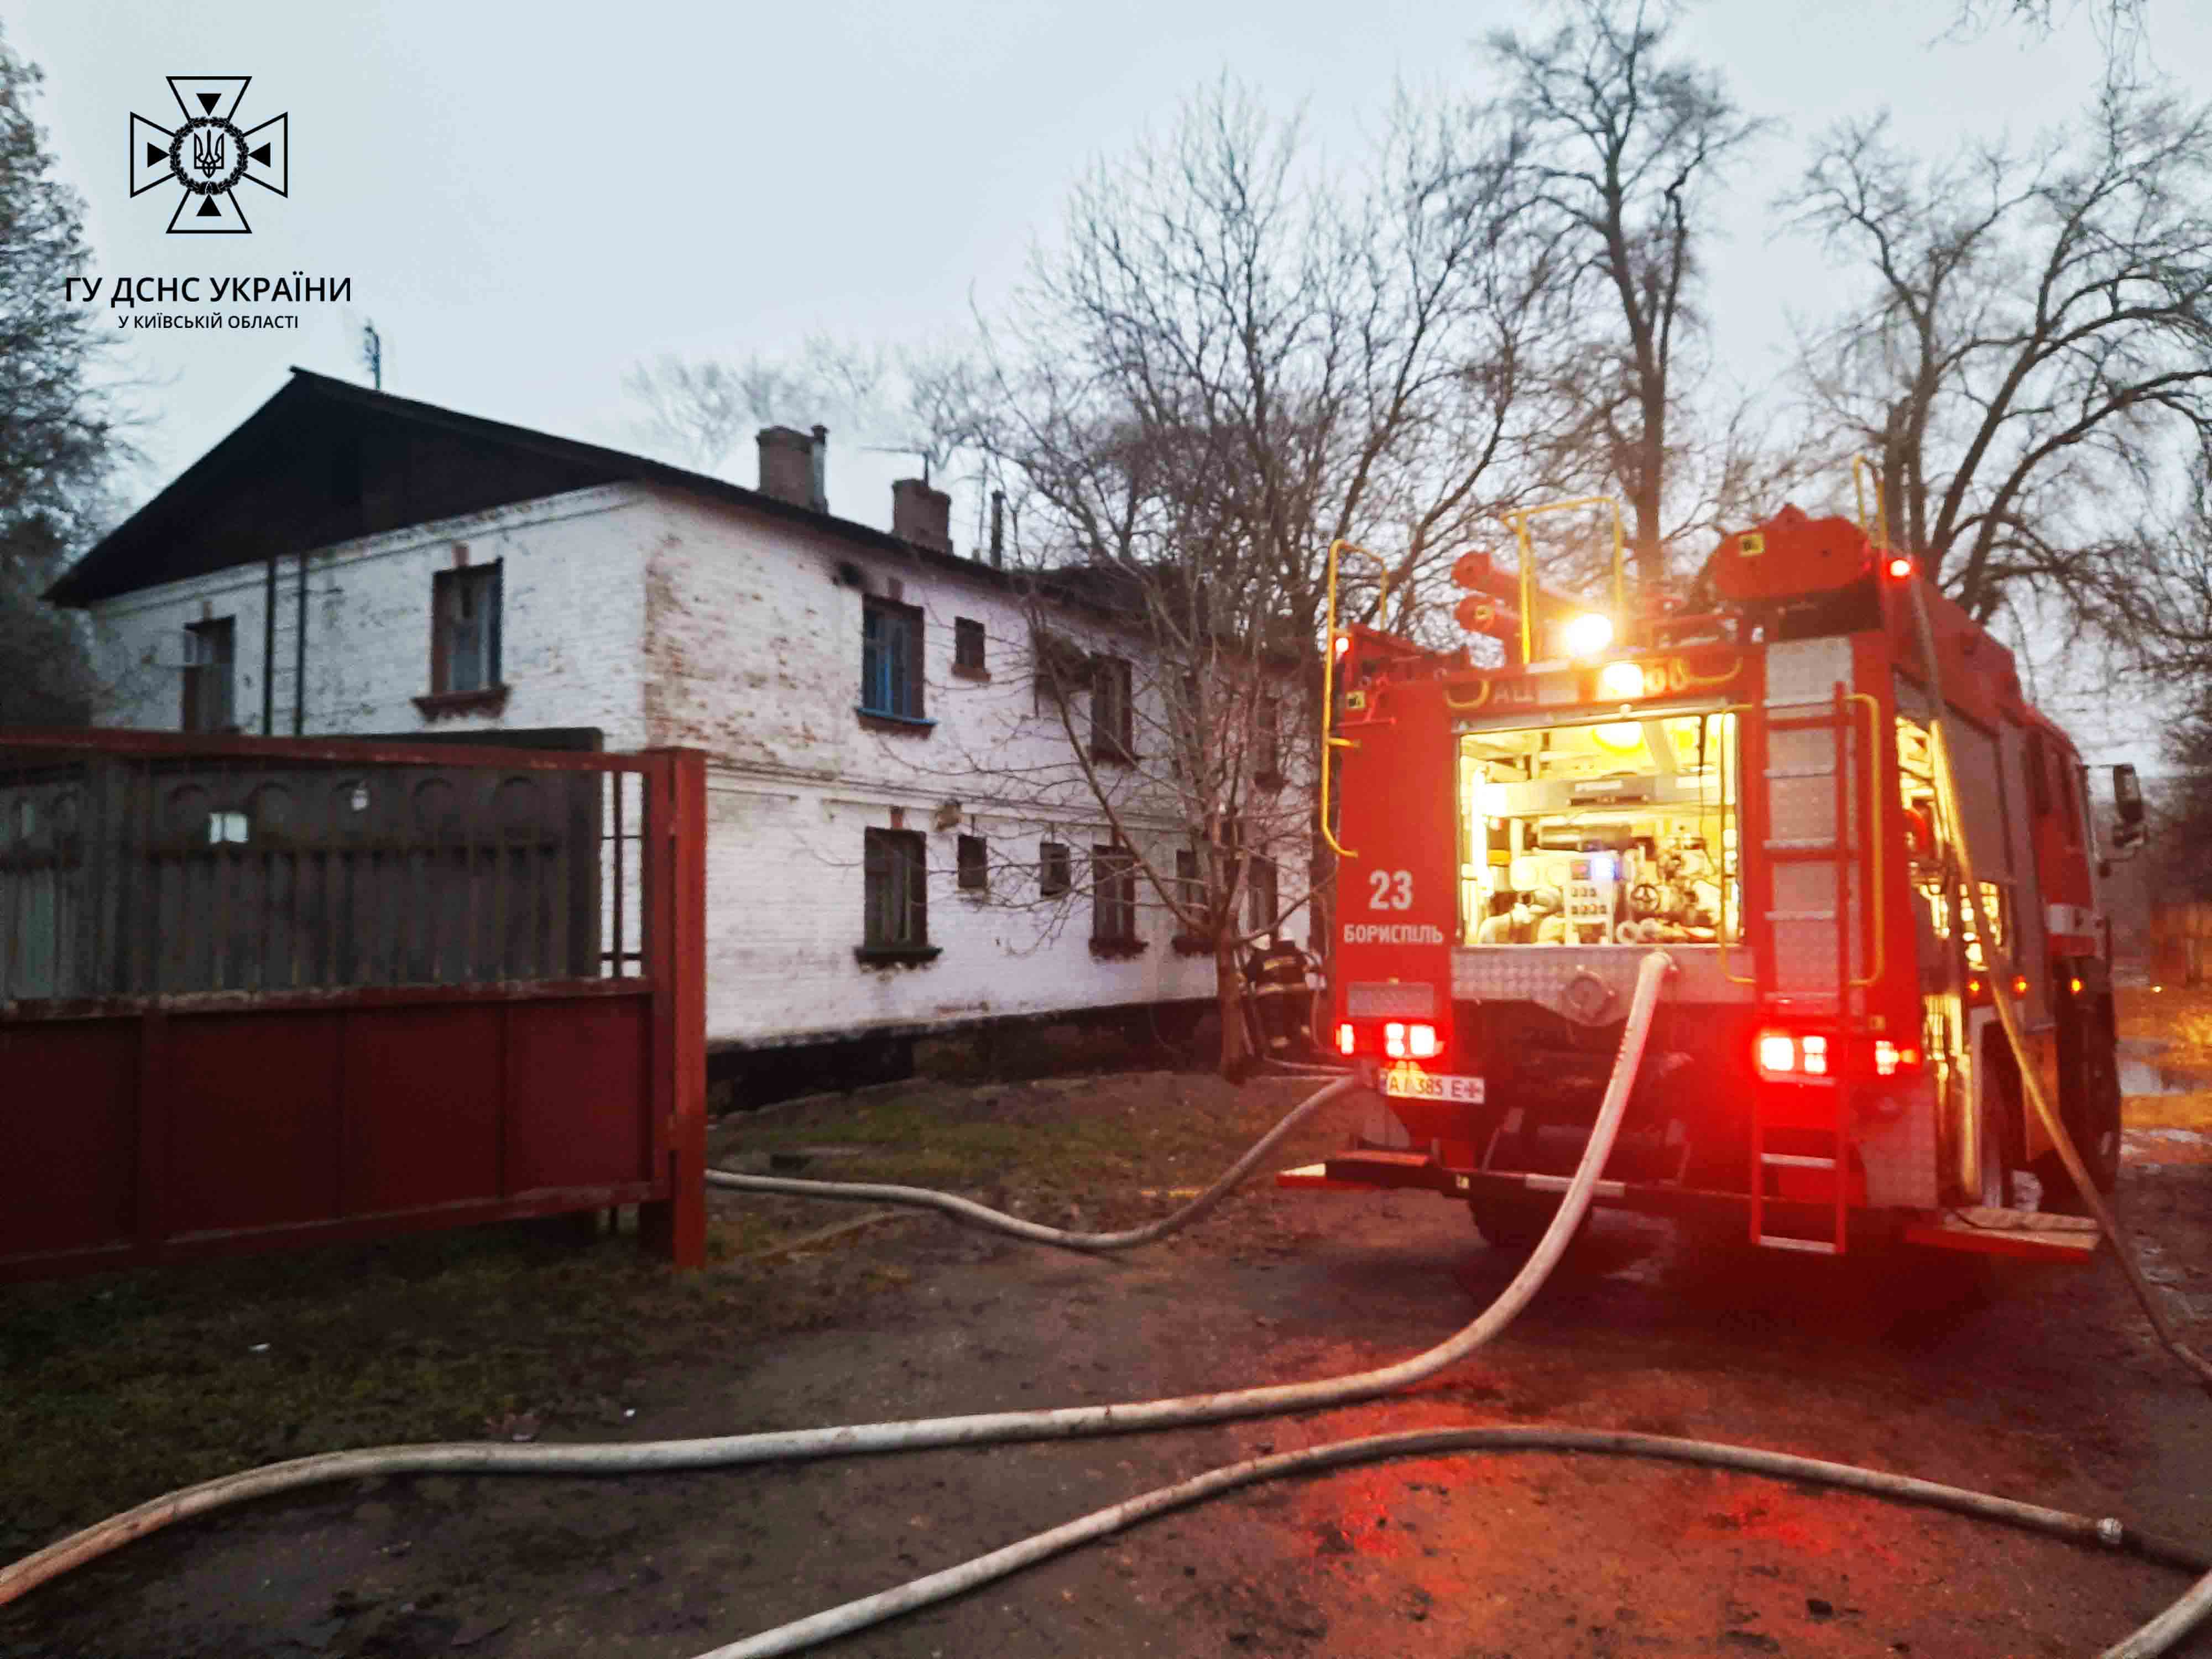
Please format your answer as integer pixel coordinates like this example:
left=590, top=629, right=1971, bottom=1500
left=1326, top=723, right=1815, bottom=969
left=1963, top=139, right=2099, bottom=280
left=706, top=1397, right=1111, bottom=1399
left=0, top=729, right=706, bottom=1281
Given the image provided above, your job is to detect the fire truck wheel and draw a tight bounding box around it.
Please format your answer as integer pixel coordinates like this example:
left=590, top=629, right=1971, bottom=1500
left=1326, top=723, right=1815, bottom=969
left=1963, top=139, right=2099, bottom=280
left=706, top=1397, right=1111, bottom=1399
left=2033, top=1040, right=2123, bottom=1214
left=1466, top=1186, right=1584, bottom=1253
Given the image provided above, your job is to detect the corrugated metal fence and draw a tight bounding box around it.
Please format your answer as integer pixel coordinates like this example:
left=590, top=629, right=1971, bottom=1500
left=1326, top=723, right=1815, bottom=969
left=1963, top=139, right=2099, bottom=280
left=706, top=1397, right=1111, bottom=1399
left=0, top=728, right=706, bottom=1281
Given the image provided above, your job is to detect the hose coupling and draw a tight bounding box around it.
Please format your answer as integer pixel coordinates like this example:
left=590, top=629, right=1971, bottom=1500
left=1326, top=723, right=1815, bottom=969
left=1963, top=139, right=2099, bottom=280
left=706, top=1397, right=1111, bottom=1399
left=2098, top=1516, right=2125, bottom=1548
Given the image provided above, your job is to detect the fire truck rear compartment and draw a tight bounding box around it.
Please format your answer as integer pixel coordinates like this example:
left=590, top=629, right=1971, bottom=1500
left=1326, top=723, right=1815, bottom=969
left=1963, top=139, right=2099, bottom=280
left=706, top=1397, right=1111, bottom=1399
left=1458, top=711, right=1739, bottom=951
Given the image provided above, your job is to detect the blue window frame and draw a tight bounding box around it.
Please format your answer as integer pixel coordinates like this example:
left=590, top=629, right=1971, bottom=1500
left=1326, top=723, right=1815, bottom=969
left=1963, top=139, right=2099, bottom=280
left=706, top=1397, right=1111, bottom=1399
left=862, top=597, right=924, bottom=720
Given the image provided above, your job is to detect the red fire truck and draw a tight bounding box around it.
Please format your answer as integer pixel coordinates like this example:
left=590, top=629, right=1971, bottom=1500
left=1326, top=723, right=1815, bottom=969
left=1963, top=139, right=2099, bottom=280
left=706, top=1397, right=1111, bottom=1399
left=1296, top=495, right=2147, bottom=1261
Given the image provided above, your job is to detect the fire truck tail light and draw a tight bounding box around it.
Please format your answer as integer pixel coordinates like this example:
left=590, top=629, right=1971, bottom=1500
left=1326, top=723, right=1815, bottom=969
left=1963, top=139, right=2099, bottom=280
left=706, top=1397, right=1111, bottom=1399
left=1885, top=555, right=1915, bottom=580
left=2010, top=974, right=2030, bottom=999
left=1384, top=1021, right=1407, bottom=1058
left=1871, top=1040, right=1924, bottom=1078
left=1335, top=1022, right=1357, bottom=1057
left=1407, top=1022, right=1441, bottom=1059
left=1758, top=1028, right=1847, bottom=1081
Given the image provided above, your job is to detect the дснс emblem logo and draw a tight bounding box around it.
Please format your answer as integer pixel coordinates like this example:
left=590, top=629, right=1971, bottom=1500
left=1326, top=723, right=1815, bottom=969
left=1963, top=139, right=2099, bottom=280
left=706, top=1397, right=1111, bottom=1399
left=129, top=77, right=288, bottom=234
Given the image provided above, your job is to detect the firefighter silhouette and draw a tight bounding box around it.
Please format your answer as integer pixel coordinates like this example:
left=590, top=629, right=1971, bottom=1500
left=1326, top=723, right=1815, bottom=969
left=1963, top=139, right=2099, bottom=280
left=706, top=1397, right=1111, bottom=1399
left=1245, top=931, right=1315, bottom=1053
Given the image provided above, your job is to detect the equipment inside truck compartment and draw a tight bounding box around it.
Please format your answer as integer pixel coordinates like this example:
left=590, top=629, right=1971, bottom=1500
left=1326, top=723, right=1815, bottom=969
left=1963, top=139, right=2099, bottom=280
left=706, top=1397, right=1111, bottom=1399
left=1457, top=711, right=1742, bottom=946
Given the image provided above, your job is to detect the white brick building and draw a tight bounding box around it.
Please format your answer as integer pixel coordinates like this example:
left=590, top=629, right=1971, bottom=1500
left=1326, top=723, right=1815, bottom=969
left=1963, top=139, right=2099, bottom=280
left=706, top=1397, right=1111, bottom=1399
left=49, top=372, right=1289, bottom=1060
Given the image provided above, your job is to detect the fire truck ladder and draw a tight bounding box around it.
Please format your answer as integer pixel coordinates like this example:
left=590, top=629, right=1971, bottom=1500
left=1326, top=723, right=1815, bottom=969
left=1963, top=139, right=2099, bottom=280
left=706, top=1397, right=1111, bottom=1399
left=1746, top=680, right=1881, bottom=1256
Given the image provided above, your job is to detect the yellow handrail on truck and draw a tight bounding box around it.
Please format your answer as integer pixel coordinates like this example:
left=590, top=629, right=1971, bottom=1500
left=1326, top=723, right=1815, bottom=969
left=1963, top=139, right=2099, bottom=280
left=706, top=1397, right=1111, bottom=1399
left=1319, top=539, right=1391, bottom=860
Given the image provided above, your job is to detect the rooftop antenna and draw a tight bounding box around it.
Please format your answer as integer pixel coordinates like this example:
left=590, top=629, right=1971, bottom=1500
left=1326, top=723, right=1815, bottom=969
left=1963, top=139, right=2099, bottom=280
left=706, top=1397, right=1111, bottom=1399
left=360, top=321, right=383, bottom=391
left=861, top=443, right=933, bottom=487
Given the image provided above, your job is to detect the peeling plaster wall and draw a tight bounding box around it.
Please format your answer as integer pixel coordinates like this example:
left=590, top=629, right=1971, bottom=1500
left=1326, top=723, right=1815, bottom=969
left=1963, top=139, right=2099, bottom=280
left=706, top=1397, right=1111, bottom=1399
left=80, top=481, right=1291, bottom=1048
left=86, top=486, right=650, bottom=745
left=637, top=489, right=1223, bottom=1045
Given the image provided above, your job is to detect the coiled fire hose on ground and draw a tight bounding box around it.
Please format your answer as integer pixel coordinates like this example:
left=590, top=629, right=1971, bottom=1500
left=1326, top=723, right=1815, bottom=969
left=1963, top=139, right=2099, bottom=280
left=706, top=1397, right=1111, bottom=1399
left=4, top=948, right=2207, bottom=1655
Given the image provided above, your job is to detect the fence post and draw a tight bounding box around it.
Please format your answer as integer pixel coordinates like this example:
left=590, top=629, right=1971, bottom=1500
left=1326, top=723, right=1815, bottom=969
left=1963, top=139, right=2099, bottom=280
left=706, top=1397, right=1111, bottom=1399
left=638, top=748, right=708, bottom=1267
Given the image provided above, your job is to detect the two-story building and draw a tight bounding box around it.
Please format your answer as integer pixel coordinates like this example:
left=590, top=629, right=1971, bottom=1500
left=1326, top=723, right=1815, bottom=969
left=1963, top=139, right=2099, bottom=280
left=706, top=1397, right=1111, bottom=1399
left=46, top=370, right=1298, bottom=1081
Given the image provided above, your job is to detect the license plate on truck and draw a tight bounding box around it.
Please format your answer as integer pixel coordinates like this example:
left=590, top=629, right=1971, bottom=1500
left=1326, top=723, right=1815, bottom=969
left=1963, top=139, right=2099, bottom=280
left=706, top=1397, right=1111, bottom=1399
left=1381, top=1066, right=1485, bottom=1104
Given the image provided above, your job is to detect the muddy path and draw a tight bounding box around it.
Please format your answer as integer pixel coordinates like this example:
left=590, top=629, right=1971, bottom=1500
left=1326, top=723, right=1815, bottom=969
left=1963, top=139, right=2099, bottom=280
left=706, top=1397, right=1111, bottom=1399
left=6, top=1079, right=2209, bottom=1659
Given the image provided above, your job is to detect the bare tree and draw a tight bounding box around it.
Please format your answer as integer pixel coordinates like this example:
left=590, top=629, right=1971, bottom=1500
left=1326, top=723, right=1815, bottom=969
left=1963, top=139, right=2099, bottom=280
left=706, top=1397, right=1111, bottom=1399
left=0, top=27, right=128, bottom=726
left=991, top=86, right=1569, bottom=640
left=944, top=84, right=1566, bottom=1072
left=1946, top=0, right=2147, bottom=46
left=625, top=335, right=980, bottom=483
left=1788, top=87, right=2212, bottom=624
left=1489, top=0, right=1770, bottom=589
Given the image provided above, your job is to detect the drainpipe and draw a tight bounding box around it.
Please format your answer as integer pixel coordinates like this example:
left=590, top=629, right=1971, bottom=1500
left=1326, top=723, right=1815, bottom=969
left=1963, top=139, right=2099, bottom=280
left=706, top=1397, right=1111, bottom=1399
left=292, top=551, right=306, bottom=735
left=262, top=555, right=277, bottom=735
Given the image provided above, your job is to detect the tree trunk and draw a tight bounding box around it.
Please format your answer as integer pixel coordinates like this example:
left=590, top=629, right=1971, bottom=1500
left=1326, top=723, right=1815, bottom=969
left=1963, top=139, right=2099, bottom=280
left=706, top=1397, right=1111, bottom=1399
left=1214, top=938, right=1254, bottom=1081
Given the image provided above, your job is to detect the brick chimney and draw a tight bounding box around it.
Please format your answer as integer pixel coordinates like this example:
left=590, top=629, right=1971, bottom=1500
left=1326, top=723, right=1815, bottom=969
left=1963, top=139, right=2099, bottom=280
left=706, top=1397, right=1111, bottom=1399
left=757, top=426, right=813, bottom=507
left=892, top=478, right=952, bottom=551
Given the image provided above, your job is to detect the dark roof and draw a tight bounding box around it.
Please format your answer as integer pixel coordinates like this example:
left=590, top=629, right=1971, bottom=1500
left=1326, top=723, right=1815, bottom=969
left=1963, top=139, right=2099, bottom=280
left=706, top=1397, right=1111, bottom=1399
left=47, top=368, right=1007, bottom=606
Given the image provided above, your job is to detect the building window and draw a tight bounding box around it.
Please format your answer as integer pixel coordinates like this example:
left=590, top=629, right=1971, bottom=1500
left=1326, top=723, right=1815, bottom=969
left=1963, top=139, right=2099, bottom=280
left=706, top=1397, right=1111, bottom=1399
left=1175, top=847, right=1203, bottom=909
left=1093, top=843, right=1139, bottom=950
left=1039, top=839, right=1071, bottom=898
left=1254, top=695, right=1284, bottom=787
left=1091, top=655, right=1134, bottom=763
left=953, top=617, right=987, bottom=679
left=1171, top=847, right=1211, bottom=954
left=181, top=617, right=236, bottom=733
left=862, top=596, right=926, bottom=721
left=1247, top=854, right=1279, bottom=938
left=432, top=563, right=503, bottom=694
left=1032, top=627, right=1087, bottom=716
left=861, top=827, right=932, bottom=957
left=957, top=833, right=988, bottom=891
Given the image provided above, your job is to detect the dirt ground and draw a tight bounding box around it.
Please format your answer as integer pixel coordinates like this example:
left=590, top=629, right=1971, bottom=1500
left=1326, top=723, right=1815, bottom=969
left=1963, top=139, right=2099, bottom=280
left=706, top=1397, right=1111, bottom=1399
left=4, top=1058, right=2210, bottom=1659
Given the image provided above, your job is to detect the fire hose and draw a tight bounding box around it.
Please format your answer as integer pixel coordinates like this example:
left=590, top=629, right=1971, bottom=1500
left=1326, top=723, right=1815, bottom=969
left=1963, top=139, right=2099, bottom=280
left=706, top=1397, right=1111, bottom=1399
left=5, top=947, right=2208, bottom=1655
left=703, top=1073, right=1362, bottom=1252
left=1898, top=573, right=2212, bottom=1651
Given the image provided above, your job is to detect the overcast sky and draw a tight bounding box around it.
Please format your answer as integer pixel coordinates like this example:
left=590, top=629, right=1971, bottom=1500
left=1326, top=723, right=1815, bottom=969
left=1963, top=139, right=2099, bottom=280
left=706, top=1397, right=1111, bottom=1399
left=13, top=0, right=2209, bottom=761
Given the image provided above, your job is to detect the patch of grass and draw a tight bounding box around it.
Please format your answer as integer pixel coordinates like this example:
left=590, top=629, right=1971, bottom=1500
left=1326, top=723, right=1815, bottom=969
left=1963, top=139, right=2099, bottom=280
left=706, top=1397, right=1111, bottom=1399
left=2117, top=980, right=2212, bottom=1130
left=0, top=1214, right=895, bottom=1556
left=2119, top=980, right=2212, bottom=1071
left=0, top=1069, right=1350, bottom=1562
left=2124, top=1092, right=2212, bottom=1130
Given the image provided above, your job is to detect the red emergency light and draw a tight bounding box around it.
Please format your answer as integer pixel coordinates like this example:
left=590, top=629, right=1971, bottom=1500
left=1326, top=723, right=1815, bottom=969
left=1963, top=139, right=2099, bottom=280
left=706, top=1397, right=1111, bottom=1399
left=1338, top=1020, right=1442, bottom=1059
left=1884, top=555, right=1914, bottom=580
left=1757, top=1029, right=1830, bottom=1079
left=1763, top=1027, right=1924, bottom=1081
